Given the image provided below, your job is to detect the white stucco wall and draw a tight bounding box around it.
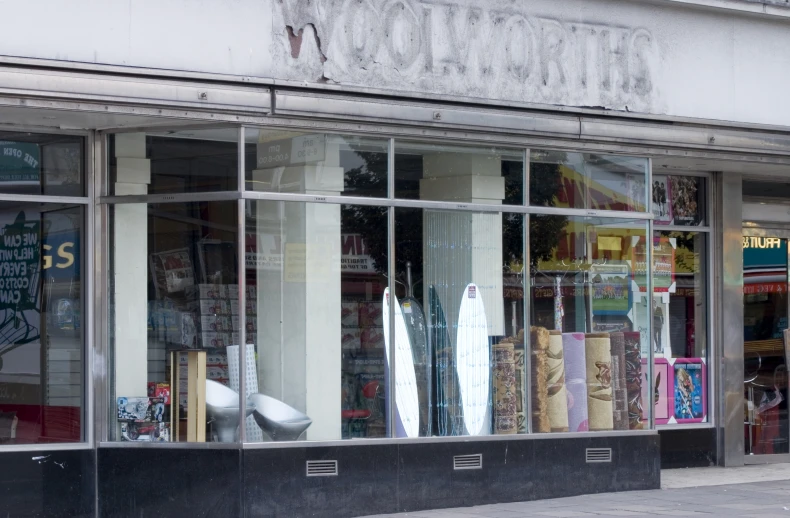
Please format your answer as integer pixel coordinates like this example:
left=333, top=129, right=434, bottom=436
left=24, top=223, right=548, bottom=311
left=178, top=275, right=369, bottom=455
left=2, top=0, right=790, bottom=127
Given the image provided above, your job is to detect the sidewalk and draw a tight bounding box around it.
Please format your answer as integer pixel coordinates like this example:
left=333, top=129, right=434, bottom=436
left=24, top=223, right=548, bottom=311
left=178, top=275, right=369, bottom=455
left=363, top=464, right=790, bottom=517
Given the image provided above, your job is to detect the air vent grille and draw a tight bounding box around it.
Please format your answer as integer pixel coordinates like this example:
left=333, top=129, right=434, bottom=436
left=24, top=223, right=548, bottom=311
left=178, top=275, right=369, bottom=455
left=586, top=448, right=612, bottom=463
left=453, top=454, right=483, bottom=470
left=306, top=460, right=338, bottom=477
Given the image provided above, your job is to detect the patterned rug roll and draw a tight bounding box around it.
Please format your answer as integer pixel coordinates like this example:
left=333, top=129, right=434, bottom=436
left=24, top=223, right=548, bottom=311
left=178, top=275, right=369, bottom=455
left=623, top=332, right=644, bottom=430
left=530, top=327, right=550, bottom=433
left=562, top=332, right=588, bottom=432
left=585, top=333, right=614, bottom=432
left=547, top=330, right=569, bottom=432
left=609, top=332, right=629, bottom=431
left=493, top=342, right=517, bottom=434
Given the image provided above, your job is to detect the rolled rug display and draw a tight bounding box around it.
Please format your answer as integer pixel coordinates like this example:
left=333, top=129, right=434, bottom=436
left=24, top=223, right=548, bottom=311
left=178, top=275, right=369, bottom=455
left=529, top=326, right=550, bottom=433
left=547, top=330, right=569, bottom=432
left=609, top=332, right=629, bottom=431
left=492, top=342, right=518, bottom=434
left=513, top=329, right=527, bottom=433
left=623, top=331, right=644, bottom=430
left=562, top=332, right=588, bottom=432
left=584, top=333, right=614, bottom=432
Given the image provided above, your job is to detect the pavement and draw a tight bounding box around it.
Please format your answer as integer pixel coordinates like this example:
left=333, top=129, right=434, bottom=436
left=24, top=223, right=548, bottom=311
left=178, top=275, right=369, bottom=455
left=363, top=464, right=790, bottom=517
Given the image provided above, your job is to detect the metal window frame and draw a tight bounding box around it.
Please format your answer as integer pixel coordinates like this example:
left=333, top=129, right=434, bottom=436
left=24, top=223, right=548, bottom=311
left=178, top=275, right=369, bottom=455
left=0, top=126, right=93, bottom=453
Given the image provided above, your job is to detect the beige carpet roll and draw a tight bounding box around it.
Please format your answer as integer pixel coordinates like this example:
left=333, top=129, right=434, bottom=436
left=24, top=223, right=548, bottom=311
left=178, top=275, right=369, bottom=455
left=547, top=330, right=569, bottom=432
left=584, top=333, right=614, bottom=431
left=530, top=326, right=550, bottom=433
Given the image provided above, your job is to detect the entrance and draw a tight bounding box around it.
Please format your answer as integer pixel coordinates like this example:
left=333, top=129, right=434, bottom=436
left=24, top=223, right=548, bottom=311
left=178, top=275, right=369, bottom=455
left=743, top=229, right=790, bottom=457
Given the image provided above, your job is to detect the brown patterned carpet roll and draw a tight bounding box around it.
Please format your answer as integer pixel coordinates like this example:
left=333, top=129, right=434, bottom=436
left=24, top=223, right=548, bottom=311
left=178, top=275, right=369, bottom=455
left=623, top=331, right=644, bottom=430
left=547, top=330, right=569, bottom=432
left=609, top=332, right=629, bottom=431
left=584, top=333, right=614, bottom=431
left=492, top=342, right=517, bottom=434
left=514, top=340, right=527, bottom=433
left=530, top=326, right=550, bottom=433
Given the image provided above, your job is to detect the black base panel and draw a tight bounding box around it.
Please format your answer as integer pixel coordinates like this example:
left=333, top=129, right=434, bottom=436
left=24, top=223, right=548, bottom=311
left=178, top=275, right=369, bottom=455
left=243, top=434, right=660, bottom=518
left=0, top=448, right=95, bottom=518
left=659, top=428, right=717, bottom=468
left=97, top=448, right=241, bottom=518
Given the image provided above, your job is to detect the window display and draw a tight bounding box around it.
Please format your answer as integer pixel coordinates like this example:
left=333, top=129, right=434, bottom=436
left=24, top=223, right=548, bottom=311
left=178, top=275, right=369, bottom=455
left=529, top=215, right=651, bottom=432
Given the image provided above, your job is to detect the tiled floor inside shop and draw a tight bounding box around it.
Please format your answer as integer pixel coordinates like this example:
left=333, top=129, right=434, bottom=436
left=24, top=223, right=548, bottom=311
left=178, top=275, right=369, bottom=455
left=364, top=465, right=790, bottom=517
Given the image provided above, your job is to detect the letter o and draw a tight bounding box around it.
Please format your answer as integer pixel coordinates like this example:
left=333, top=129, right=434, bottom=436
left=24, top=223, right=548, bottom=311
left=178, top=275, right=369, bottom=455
left=383, top=1, right=422, bottom=69
left=503, top=15, right=536, bottom=83
left=345, top=0, right=382, bottom=67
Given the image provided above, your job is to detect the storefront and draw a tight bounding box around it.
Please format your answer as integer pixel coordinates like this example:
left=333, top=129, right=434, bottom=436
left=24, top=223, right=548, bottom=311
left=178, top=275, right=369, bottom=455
left=2, top=0, right=790, bottom=516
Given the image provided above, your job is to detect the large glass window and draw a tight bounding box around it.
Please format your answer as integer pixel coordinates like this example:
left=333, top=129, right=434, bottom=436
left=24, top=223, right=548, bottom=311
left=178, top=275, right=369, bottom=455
left=246, top=200, right=389, bottom=441
left=0, top=132, right=83, bottom=197
left=0, top=202, right=84, bottom=444
left=110, top=129, right=239, bottom=195
left=529, top=215, right=650, bottom=432
left=109, top=200, right=239, bottom=442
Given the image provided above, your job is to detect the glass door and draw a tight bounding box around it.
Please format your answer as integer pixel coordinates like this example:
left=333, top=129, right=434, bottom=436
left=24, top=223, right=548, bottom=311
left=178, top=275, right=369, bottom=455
left=743, top=231, right=790, bottom=455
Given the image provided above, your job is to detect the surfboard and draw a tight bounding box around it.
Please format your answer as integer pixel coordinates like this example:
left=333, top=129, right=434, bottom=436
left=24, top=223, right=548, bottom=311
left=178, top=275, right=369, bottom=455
left=455, top=283, right=491, bottom=436
left=383, top=288, right=420, bottom=438
left=401, top=294, right=431, bottom=437
left=429, top=285, right=462, bottom=436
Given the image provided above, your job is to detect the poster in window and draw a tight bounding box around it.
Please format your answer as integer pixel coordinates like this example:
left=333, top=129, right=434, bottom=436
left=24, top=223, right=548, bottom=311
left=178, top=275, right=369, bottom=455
left=671, top=359, right=706, bottom=423
left=641, top=358, right=671, bottom=425
left=149, top=248, right=195, bottom=297
left=631, top=236, right=676, bottom=293
left=669, top=176, right=702, bottom=226
left=651, top=175, right=672, bottom=224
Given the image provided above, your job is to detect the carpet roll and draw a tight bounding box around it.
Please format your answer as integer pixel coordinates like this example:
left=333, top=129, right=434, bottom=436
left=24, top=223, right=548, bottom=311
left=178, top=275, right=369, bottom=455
left=530, top=326, right=551, bottom=433
left=623, top=332, right=644, bottom=430
left=547, top=330, right=569, bottom=432
left=585, top=333, right=614, bottom=431
left=493, top=342, right=518, bottom=434
left=514, top=336, right=527, bottom=434
left=562, top=332, right=588, bottom=432
left=609, top=332, right=629, bottom=431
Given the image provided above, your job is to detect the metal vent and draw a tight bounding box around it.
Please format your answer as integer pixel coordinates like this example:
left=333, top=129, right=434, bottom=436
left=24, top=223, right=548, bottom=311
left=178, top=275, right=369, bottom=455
left=586, top=448, right=612, bottom=463
left=306, top=460, right=338, bottom=477
left=453, top=454, right=483, bottom=470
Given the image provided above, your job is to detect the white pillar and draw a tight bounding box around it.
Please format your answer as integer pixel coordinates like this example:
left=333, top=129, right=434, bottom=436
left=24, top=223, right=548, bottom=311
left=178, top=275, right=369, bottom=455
left=113, top=133, right=150, bottom=398
left=252, top=139, right=344, bottom=440
left=420, top=153, right=506, bottom=338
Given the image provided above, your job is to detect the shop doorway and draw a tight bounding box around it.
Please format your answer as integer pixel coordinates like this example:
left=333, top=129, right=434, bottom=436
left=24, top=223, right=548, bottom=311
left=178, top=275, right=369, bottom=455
left=743, top=228, right=790, bottom=459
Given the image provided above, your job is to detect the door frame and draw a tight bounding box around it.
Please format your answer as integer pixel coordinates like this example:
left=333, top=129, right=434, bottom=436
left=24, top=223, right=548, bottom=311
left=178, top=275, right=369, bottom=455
left=742, top=224, right=790, bottom=464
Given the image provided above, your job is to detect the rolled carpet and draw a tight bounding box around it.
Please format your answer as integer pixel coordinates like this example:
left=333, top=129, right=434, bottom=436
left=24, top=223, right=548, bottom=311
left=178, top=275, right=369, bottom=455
left=492, top=342, right=518, bottom=434
left=609, top=332, right=629, bottom=431
left=623, top=331, right=644, bottom=430
left=562, top=332, right=588, bottom=432
left=547, top=330, right=569, bottom=432
left=514, top=338, right=527, bottom=434
left=530, top=326, right=551, bottom=433
left=585, top=333, right=614, bottom=431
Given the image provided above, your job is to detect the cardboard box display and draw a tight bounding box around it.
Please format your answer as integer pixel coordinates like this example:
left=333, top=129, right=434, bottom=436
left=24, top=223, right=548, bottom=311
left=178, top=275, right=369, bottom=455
left=186, top=284, right=228, bottom=300
left=341, top=302, right=359, bottom=327
left=359, top=302, right=383, bottom=327
left=361, top=327, right=385, bottom=349
left=341, top=328, right=362, bottom=350
left=200, top=315, right=231, bottom=332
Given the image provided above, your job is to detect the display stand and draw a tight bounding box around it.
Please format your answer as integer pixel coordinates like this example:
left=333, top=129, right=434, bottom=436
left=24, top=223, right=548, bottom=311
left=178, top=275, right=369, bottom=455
left=170, top=350, right=206, bottom=442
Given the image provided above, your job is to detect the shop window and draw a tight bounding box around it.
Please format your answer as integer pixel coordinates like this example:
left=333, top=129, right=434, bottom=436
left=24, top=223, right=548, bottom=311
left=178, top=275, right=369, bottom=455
left=109, top=129, right=239, bottom=195
left=394, top=141, right=524, bottom=205
left=529, top=150, right=648, bottom=212
left=109, top=201, right=240, bottom=442
left=0, top=202, right=84, bottom=444
left=245, top=129, right=389, bottom=199
left=392, top=207, right=525, bottom=437
left=0, top=132, right=83, bottom=197
left=246, top=200, right=389, bottom=441
left=529, top=215, right=651, bottom=432
left=651, top=175, right=707, bottom=227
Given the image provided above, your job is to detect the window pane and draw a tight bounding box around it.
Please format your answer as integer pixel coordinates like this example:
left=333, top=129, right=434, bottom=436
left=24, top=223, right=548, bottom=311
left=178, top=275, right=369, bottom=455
left=529, top=215, right=650, bottom=432
left=652, top=176, right=707, bottom=226
left=0, top=202, right=83, bottom=444
left=110, top=129, right=239, bottom=195
left=656, top=231, right=708, bottom=425
left=110, top=201, right=240, bottom=442
left=0, top=133, right=83, bottom=197
left=394, top=141, right=524, bottom=204
left=529, top=150, right=648, bottom=212
left=392, top=207, right=525, bottom=437
left=246, top=200, right=389, bottom=441
left=245, top=129, right=388, bottom=198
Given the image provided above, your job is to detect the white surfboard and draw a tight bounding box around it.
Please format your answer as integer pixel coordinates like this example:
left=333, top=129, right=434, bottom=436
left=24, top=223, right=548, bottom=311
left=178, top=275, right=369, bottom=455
left=383, top=288, right=420, bottom=438
left=455, top=283, right=491, bottom=436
